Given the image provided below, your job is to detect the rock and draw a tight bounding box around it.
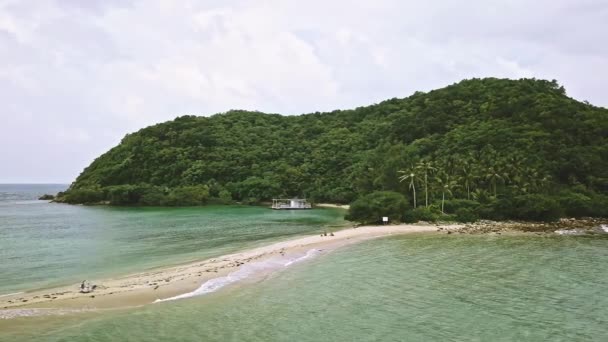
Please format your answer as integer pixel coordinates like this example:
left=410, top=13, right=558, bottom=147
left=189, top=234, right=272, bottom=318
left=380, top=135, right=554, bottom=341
left=38, top=194, right=55, bottom=200
left=154, top=286, right=159, bottom=290
left=447, top=231, right=452, bottom=235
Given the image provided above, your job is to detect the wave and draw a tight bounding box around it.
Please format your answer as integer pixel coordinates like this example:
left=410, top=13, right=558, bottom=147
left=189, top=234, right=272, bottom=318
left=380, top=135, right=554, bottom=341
left=601, top=225, right=608, bottom=233
left=0, top=308, right=94, bottom=319
left=155, top=249, right=322, bottom=303
left=0, top=292, right=23, bottom=298
left=283, top=248, right=320, bottom=266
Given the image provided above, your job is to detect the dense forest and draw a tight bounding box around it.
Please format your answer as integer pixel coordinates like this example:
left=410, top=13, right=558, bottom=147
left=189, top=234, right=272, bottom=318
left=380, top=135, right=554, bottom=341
left=59, top=78, right=608, bottom=222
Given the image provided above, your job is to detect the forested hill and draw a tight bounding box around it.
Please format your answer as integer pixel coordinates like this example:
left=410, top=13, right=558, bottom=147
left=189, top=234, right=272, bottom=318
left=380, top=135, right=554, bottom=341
left=60, top=78, right=608, bottom=220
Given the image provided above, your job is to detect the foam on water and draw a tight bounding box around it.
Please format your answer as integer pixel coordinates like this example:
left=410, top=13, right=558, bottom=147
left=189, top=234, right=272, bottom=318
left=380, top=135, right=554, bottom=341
left=0, top=292, right=23, bottom=298
left=155, top=249, right=322, bottom=303
left=0, top=308, right=93, bottom=319
left=283, top=248, right=320, bottom=266
left=601, top=224, right=608, bottom=233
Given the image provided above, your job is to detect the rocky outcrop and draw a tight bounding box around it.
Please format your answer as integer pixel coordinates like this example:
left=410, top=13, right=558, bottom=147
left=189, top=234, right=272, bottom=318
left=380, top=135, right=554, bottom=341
left=440, top=218, right=608, bottom=235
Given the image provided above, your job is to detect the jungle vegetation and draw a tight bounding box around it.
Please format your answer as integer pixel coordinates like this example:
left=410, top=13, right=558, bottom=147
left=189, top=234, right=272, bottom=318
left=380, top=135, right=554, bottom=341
left=58, top=78, right=608, bottom=222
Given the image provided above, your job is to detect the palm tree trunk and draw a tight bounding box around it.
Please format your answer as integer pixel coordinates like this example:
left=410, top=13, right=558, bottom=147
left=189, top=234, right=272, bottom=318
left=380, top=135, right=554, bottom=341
left=424, top=173, right=428, bottom=207
left=466, top=182, right=470, bottom=200
left=441, top=191, right=445, bottom=214
left=413, top=186, right=417, bottom=208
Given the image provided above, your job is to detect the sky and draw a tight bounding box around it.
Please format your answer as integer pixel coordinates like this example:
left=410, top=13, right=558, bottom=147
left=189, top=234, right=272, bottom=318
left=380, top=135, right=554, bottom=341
left=1, top=0, right=607, bottom=183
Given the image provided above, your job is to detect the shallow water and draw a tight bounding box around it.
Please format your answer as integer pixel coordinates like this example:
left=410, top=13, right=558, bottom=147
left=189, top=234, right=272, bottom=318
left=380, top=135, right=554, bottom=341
left=0, top=184, right=346, bottom=294
left=4, top=234, right=608, bottom=341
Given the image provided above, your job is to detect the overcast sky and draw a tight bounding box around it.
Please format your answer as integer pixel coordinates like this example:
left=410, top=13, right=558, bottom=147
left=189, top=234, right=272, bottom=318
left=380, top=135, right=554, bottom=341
left=1, top=0, right=607, bottom=183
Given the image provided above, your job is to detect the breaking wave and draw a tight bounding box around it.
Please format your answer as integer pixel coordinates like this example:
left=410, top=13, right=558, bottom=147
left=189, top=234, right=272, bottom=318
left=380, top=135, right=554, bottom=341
left=155, top=249, right=322, bottom=303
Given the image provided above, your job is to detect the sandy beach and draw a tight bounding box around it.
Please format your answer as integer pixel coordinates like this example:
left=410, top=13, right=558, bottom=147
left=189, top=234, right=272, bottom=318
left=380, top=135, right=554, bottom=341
left=0, top=223, right=461, bottom=313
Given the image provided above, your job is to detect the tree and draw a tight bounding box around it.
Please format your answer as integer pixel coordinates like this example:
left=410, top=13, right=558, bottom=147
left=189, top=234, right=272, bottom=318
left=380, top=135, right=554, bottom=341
left=435, top=173, right=459, bottom=214
left=398, top=166, right=418, bottom=208
left=459, top=163, right=477, bottom=200
left=485, top=167, right=507, bottom=197
left=416, top=160, right=437, bottom=207
left=346, top=191, right=409, bottom=224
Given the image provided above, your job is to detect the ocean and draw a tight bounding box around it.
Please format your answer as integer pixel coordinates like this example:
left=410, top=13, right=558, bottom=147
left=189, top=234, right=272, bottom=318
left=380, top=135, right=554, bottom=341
left=1, top=185, right=608, bottom=341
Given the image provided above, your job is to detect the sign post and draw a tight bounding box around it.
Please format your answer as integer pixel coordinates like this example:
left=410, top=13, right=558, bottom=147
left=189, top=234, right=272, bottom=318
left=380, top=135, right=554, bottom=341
left=382, top=216, right=389, bottom=225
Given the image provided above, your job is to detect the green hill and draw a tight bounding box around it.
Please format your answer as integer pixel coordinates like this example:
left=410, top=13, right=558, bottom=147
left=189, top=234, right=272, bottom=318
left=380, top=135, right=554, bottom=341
left=60, top=78, right=608, bottom=220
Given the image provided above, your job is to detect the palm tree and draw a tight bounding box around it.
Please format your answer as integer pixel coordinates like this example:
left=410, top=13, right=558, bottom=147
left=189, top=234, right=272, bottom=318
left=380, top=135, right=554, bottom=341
left=416, top=160, right=436, bottom=207
left=398, top=166, right=418, bottom=208
left=436, top=173, right=459, bottom=214
left=471, top=188, right=490, bottom=202
left=460, top=163, right=477, bottom=200
left=485, top=167, right=507, bottom=197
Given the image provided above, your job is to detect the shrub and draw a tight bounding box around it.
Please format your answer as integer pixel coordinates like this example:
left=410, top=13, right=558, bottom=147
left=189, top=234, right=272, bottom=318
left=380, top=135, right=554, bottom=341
left=346, top=191, right=409, bottom=224
left=511, top=194, right=562, bottom=222
left=402, top=207, right=441, bottom=223
left=106, top=185, right=139, bottom=205
left=162, top=185, right=210, bottom=206
left=441, top=199, right=480, bottom=214
left=62, top=188, right=104, bottom=204
left=218, top=189, right=233, bottom=204
left=454, top=208, right=479, bottom=223
left=138, top=186, right=167, bottom=206
left=558, top=191, right=594, bottom=217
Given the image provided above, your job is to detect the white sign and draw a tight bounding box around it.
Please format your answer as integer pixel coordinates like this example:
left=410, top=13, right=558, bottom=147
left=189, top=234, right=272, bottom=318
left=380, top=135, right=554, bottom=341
left=382, top=216, right=389, bottom=222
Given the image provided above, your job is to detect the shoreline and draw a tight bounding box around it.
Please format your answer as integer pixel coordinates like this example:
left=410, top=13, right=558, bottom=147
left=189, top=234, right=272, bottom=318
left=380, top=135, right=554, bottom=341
left=0, top=223, right=453, bottom=314
left=2, top=218, right=606, bottom=317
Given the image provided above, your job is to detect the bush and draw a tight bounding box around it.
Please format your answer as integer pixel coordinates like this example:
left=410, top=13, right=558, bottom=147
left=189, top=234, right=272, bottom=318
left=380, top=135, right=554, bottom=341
left=138, top=186, right=167, bottom=206
left=441, top=199, right=480, bottom=214
left=218, top=189, right=233, bottom=204
left=511, top=194, right=562, bottom=222
left=478, top=198, right=513, bottom=221
left=345, top=191, right=409, bottom=224
left=106, top=185, right=139, bottom=205
left=402, top=207, right=441, bottom=223
left=62, top=188, right=105, bottom=204
left=454, top=208, right=479, bottom=223
left=558, top=191, right=594, bottom=217
left=162, top=185, right=210, bottom=206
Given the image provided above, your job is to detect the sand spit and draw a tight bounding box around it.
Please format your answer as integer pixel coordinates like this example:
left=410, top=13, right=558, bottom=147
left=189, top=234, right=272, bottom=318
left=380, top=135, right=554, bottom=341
left=0, top=224, right=454, bottom=313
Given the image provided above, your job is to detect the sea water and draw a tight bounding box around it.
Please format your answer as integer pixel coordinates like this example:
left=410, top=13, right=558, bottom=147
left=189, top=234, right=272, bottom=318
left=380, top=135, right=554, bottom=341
left=3, top=234, right=608, bottom=341
left=0, top=184, right=346, bottom=294
left=2, top=185, right=608, bottom=341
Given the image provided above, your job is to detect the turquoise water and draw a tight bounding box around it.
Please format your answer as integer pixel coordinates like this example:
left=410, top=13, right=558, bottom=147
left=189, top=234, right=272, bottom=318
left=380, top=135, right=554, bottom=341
left=0, top=185, right=346, bottom=294
left=4, top=234, right=608, bottom=341
left=3, top=185, right=608, bottom=341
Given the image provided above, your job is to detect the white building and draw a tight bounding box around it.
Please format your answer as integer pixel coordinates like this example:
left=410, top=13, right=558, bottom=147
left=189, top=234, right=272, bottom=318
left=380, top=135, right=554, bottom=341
left=271, top=198, right=312, bottom=210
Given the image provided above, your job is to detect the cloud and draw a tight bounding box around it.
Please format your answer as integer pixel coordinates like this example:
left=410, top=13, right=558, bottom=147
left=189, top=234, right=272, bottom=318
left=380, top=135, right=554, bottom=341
left=0, top=0, right=607, bottom=182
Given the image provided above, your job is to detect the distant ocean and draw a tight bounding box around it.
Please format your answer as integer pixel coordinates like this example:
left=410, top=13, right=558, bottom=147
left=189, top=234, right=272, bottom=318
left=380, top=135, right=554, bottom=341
left=0, top=183, right=68, bottom=203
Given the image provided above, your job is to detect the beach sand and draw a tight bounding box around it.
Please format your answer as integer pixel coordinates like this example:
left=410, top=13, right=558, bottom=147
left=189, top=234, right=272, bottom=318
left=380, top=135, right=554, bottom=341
left=0, top=223, right=461, bottom=312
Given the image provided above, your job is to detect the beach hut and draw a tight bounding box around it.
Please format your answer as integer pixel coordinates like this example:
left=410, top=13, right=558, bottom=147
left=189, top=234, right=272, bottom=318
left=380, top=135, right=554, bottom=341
left=271, top=198, right=312, bottom=210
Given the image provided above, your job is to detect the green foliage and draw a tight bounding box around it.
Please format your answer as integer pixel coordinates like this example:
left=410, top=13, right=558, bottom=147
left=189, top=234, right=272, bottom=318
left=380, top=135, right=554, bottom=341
left=59, top=78, right=607, bottom=219
left=163, top=185, right=210, bottom=206
left=442, top=199, right=480, bottom=214
left=62, top=187, right=104, bottom=204
left=510, top=194, right=562, bottom=222
left=454, top=208, right=479, bottom=223
left=218, top=189, right=233, bottom=204
left=346, top=191, right=409, bottom=224
left=402, top=207, right=441, bottom=223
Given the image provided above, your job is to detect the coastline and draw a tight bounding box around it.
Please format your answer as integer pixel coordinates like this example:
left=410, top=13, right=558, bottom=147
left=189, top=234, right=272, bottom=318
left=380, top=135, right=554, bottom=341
left=2, top=217, right=606, bottom=317
left=0, top=223, right=455, bottom=314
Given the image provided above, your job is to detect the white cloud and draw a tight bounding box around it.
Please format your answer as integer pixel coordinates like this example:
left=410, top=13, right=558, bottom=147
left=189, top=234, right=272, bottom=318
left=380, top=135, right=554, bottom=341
left=0, top=0, right=607, bottom=182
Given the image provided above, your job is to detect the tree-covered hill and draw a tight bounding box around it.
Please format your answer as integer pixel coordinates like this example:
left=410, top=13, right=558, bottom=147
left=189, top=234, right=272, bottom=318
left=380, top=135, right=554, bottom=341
left=60, top=78, right=608, bottom=220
